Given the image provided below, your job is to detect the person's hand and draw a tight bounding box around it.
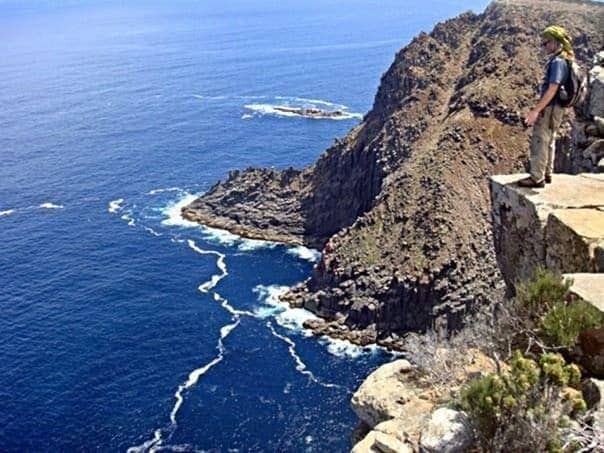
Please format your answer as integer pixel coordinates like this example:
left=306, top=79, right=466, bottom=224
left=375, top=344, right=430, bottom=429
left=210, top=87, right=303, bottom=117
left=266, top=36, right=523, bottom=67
left=524, top=109, right=540, bottom=127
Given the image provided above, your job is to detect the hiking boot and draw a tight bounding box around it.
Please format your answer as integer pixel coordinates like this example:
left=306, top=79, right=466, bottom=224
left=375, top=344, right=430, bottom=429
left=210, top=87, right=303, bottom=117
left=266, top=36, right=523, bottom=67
left=545, top=175, right=552, bottom=184
left=517, top=177, right=545, bottom=188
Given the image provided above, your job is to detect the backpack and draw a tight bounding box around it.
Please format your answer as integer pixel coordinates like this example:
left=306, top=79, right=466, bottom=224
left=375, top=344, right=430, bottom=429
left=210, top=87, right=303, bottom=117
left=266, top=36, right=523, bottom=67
left=557, top=58, right=587, bottom=108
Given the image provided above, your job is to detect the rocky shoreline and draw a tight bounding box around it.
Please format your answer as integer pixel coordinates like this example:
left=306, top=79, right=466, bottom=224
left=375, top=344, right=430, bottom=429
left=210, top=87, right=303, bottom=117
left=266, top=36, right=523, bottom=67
left=183, top=0, right=603, bottom=349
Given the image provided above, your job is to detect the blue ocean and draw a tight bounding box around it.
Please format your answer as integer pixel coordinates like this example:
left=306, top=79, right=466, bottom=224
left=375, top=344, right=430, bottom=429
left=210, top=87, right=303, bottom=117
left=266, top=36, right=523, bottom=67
left=0, top=1, right=489, bottom=451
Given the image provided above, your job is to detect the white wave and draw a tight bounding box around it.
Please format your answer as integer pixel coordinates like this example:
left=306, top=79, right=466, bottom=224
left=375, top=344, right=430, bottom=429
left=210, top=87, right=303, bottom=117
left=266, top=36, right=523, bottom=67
left=0, top=209, right=15, bottom=217
left=147, top=187, right=183, bottom=195
left=319, top=337, right=381, bottom=359
left=286, top=246, right=321, bottom=263
left=274, top=95, right=346, bottom=109
left=237, top=238, right=277, bottom=251
left=39, top=202, right=64, bottom=209
left=241, top=113, right=253, bottom=120
left=253, top=285, right=317, bottom=336
left=199, top=224, right=239, bottom=246
left=266, top=321, right=339, bottom=389
left=244, top=103, right=299, bottom=118
left=108, top=198, right=125, bottom=213
left=160, top=194, right=200, bottom=228
left=254, top=284, right=385, bottom=359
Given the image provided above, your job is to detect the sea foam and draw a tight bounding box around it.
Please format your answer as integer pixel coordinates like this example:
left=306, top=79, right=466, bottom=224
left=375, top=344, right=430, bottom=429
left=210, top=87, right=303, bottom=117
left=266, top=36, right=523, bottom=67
left=108, top=198, right=125, bottom=213
left=0, top=209, right=15, bottom=217
left=39, top=202, right=64, bottom=209
left=160, top=194, right=200, bottom=228
left=286, top=246, right=321, bottom=263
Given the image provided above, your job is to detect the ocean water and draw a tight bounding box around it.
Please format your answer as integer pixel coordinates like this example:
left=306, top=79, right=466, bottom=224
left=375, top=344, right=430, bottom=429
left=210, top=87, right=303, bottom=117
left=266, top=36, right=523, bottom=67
left=0, top=1, right=489, bottom=451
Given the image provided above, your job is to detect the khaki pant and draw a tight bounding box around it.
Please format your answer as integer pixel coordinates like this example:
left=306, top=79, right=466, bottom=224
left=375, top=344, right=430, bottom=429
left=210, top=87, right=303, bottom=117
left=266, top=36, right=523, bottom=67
left=529, top=103, right=564, bottom=182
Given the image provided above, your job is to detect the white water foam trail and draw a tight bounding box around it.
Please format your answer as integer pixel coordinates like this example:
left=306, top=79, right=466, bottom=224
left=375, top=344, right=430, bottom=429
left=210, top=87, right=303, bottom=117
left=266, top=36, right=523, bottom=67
left=0, top=209, right=15, bottom=217
left=39, top=202, right=64, bottom=209
left=121, top=212, right=136, bottom=227
left=130, top=240, right=247, bottom=452
left=108, top=198, right=125, bottom=213
left=147, top=187, right=183, bottom=195
left=169, top=318, right=240, bottom=426
left=266, top=321, right=340, bottom=389
left=144, top=226, right=162, bottom=237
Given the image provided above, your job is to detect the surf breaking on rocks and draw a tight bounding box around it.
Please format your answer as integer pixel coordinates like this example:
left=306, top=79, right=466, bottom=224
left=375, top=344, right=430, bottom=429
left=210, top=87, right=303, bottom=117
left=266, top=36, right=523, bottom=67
left=110, top=188, right=383, bottom=451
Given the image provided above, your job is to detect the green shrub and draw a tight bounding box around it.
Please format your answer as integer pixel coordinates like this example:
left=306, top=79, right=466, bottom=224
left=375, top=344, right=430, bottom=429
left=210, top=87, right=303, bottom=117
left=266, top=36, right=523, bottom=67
left=541, top=299, right=604, bottom=348
left=459, top=351, right=585, bottom=451
left=515, top=267, right=570, bottom=316
left=507, top=268, right=604, bottom=352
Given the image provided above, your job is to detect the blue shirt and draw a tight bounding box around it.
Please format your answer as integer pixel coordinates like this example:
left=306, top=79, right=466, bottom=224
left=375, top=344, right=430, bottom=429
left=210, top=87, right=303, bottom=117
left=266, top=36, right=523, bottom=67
left=540, top=54, right=569, bottom=98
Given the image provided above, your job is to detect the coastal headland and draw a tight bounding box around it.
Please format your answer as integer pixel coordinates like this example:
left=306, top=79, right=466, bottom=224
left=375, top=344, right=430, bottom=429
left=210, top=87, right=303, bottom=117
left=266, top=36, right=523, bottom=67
left=182, top=0, right=603, bottom=348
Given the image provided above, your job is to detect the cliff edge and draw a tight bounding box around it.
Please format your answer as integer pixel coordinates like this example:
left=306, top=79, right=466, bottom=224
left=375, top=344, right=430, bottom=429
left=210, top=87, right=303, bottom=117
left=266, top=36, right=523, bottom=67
left=183, top=0, right=604, bottom=346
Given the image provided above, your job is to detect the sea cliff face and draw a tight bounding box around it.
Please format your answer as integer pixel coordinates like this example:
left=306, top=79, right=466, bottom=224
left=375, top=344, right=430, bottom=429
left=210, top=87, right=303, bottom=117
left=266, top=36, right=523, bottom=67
left=183, top=0, right=604, bottom=346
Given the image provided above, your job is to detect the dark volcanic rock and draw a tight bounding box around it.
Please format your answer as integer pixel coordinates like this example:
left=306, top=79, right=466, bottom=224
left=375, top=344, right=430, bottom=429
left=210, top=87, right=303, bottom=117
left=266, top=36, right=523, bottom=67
left=183, top=0, right=604, bottom=347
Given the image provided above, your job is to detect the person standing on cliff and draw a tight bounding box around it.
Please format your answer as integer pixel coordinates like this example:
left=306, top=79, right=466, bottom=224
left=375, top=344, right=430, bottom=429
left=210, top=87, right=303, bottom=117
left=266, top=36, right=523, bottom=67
left=519, top=25, right=574, bottom=188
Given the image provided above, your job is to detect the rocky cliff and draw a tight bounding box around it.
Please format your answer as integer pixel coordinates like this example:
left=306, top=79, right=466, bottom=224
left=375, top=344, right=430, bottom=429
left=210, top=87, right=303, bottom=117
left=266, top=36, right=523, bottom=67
left=183, top=0, right=604, bottom=346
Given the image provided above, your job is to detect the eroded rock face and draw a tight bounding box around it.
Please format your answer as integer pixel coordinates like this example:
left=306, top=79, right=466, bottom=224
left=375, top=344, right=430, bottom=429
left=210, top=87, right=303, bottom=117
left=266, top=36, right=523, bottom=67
left=184, top=0, right=603, bottom=343
left=490, top=173, right=604, bottom=289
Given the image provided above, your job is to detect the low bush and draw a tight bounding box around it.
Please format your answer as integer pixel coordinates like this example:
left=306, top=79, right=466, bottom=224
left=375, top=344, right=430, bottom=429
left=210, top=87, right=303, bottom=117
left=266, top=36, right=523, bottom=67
left=459, top=351, right=585, bottom=452
left=541, top=299, right=604, bottom=349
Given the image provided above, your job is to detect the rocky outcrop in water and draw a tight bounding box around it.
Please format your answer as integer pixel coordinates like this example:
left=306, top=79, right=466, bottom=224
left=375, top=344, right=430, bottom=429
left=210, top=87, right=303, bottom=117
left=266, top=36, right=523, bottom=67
left=183, top=0, right=604, bottom=346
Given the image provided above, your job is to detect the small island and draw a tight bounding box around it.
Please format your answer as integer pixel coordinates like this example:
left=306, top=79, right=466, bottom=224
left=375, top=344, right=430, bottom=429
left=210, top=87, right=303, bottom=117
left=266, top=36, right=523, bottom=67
left=273, top=106, right=347, bottom=119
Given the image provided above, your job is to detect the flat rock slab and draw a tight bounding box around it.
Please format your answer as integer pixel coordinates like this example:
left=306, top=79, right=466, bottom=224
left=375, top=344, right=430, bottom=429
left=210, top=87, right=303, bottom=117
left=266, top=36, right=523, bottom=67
left=491, top=173, right=604, bottom=213
left=491, top=173, right=604, bottom=287
left=564, top=273, right=604, bottom=313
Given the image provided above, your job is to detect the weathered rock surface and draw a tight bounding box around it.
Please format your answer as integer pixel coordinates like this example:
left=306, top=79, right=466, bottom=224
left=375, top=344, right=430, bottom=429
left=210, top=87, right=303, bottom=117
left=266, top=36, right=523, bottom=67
left=350, top=350, right=498, bottom=452
left=351, top=420, right=413, bottom=453
left=419, top=408, right=473, bottom=453
left=565, top=273, right=604, bottom=313
left=351, top=359, right=433, bottom=430
left=490, top=173, right=604, bottom=289
left=183, top=0, right=603, bottom=344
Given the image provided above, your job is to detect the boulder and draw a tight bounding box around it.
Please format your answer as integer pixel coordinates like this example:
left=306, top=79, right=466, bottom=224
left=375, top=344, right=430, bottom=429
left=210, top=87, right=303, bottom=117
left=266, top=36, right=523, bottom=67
left=419, top=408, right=473, bottom=453
left=351, top=419, right=414, bottom=453
left=351, top=359, right=433, bottom=431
